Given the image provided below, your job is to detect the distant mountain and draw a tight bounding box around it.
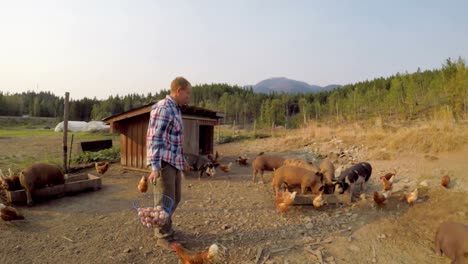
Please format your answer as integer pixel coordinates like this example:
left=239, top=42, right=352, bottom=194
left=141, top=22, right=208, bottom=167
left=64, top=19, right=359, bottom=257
left=251, top=77, right=340, bottom=94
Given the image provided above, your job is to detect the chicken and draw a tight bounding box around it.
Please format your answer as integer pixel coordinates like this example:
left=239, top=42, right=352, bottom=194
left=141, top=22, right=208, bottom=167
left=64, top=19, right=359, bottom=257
left=381, top=176, right=393, bottom=192
left=313, top=192, right=325, bottom=208
left=274, top=190, right=297, bottom=213
left=218, top=162, right=232, bottom=173
left=235, top=156, right=248, bottom=166
left=404, top=188, right=418, bottom=204
left=0, top=203, right=24, bottom=221
left=373, top=191, right=389, bottom=207
left=137, top=175, right=148, bottom=193
left=95, top=161, right=109, bottom=175
left=441, top=175, right=450, bottom=188
left=172, top=243, right=222, bottom=264
left=380, top=172, right=395, bottom=183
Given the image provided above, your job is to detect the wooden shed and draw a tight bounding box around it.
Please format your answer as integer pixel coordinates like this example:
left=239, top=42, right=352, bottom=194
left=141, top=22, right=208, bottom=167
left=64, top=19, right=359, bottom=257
left=102, top=103, right=224, bottom=171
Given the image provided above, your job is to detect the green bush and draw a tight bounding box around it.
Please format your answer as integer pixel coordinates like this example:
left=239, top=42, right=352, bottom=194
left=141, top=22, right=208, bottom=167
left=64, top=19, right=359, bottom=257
left=72, top=146, right=120, bottom=164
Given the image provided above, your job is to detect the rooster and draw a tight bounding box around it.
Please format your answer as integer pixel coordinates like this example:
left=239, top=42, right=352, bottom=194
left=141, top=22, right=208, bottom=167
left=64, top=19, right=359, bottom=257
left=274, top=190, right=297, bottom=213
left=313, top=192, right=325, bottom=208
left=218, top=162, right=232, bottom=173
left=373, top=191, right=389, bottom=207
left=441, top=175, right=450, bottom=188
left=172, top=243, right=224, bottom=264
left=235, top=156, right=248, bottom=166
left=0, top=203, right=24, bottom=221
left=404, top=188, right=418, bottom=204
left=95, top=161, right=109, bottom=175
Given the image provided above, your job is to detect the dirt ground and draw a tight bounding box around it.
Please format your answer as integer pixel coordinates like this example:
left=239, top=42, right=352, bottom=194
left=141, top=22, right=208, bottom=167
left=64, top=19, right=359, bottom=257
left=0, top=132, right=467, bottom=264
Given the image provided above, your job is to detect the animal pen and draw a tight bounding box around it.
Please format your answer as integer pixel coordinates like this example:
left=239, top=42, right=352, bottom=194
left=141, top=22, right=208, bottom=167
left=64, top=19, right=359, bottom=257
left=102, top=103, right=224, bottom=171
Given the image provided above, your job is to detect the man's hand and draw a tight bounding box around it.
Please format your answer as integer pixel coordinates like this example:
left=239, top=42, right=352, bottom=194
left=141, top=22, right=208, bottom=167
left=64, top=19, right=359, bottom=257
left=148, top=170, right=160, bottom=184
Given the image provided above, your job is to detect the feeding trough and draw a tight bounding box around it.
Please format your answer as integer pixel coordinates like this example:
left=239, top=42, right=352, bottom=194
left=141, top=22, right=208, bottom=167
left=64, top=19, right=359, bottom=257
left=6, top=173, right=102, bottom=204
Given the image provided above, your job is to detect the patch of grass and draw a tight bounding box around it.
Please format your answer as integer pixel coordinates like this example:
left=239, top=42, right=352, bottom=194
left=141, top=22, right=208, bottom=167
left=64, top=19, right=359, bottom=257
left=0, top=116, right=58, bottom=129
left=72, top=146, right=121, bottom=164
left=0, top=129, right=56, bottom=137
left=0, top=129, right=117, bottom=140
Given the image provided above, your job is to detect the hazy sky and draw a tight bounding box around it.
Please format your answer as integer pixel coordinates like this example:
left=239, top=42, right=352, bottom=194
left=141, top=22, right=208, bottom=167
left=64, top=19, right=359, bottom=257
left=1, top=0, right=467, bottom=99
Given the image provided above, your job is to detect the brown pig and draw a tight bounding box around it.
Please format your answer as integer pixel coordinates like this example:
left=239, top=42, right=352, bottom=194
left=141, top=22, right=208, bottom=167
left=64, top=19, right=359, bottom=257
left=271, top=165, right=324, bottom=195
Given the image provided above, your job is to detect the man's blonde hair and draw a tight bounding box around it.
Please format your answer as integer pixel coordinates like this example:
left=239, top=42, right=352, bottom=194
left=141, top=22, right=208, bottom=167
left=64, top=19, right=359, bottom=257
left=171, top=77, right=191, bottom=92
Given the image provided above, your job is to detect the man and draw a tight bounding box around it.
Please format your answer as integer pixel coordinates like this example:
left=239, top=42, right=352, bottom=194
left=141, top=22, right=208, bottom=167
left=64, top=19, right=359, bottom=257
left=146, top=77, right=191, bottom=251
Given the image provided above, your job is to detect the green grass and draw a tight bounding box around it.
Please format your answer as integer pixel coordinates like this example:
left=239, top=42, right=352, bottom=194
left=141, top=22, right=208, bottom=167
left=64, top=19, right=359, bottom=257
left=215, top=126, right=271, bottom=144
left=0, top=128, right=120, bottom=172
left=0, top=116, right=58, bottom=129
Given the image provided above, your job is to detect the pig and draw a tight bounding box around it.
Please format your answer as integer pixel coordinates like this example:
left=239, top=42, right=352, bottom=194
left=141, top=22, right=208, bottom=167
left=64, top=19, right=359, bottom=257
left=252, top=152, right=285, bottom=183
left=272, top=165, right=324, bottom=195
left=318, top=158, right=336, bottom=194
left=184, top=153, right=216, bottom=180
left=434, top=221, right=468, bottom=264
left=282, top=159, right=319, bottom=172
left=334, top=162, right=372, bottom=195
left=20, top=163, right=65, bottom=206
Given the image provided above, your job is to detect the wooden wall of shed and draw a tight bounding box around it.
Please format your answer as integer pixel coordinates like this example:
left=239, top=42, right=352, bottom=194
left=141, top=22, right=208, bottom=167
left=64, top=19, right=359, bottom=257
left=119, top=114, right=149, bottom=169
left=115, top=114, right=218, bottom=170
left=183, top=119, right=199, bottom=155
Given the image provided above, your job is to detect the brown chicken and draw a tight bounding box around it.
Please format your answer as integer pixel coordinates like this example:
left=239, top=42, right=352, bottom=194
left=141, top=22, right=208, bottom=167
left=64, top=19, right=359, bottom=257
left=381, top=176, right=393, bottom=191
left=173, top=243, right=221, bottom=264
left=373, top=191, right=389, bottom=207
left=380, top=172, right=395, bottom=182
left=137, top=176, right=148, bottom=193
left=0, top=203, right=24, bottom=221
left=274, top=190, right=297, bottom=213
left=235, top=156, right=248, bottom=166
left=313, top=192, right=325, bottom=208
left=95, top=161, right=109, bottom=175
left=218, top=162, right=232, bottom=173
left=441, top=175, right=450, bottom=188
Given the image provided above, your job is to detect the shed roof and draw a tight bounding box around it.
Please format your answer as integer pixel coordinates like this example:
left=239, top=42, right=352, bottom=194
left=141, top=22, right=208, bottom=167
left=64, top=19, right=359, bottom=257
left=102, top=102, right=224, bottom=124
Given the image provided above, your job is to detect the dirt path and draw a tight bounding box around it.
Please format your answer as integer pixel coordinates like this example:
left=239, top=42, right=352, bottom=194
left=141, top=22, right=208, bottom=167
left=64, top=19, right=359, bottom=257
left=0, top=133, right=467, bottom=263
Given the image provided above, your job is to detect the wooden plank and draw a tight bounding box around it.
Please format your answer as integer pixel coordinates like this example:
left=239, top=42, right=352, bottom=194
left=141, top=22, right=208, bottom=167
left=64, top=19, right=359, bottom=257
left=138, top=118, right=145, bottom=168
left=293, top=193, right=352, bottom=205
left=66, top=173, right=89, bottom=183
left=7, top=185, right=65, bottom=204
left=121, top=133, right=127, bottom=166
left=122, top=166, right=151, bottom=173
left=131, top=122, right=137, bottom=168
left=142, top=118, right=148, bottom=169
left=65, top=174, right=102, bottom=193
left=136, top=119, right=141, bottom=169
left=103, top=105, right=153, bottom=124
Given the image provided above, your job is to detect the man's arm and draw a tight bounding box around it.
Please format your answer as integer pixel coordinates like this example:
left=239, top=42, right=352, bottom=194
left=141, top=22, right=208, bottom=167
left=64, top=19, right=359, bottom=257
left=146, top=105, right=171, bottom=171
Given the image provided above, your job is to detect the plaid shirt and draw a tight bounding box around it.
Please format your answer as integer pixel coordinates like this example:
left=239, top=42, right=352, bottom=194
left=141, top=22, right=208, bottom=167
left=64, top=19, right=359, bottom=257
left=146, top=95, right=184, bottom=171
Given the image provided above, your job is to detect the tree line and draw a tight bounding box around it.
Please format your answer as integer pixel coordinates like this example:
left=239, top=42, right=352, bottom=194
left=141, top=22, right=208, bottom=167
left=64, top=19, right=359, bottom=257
left=1, top=58, right=467, bottom=128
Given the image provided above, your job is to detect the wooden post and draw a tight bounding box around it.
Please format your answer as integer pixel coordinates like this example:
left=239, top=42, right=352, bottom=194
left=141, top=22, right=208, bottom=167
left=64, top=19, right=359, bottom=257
left=68, top=134, right=74, bottom=169
left=63, top=92, right=69, bottom=173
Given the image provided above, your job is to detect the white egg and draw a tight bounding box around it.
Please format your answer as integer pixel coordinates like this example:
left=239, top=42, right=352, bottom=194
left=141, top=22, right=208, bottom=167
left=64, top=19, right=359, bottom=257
left=146, top=223, right=152, bottom=228
left=138, top=211, right=144, bottom=217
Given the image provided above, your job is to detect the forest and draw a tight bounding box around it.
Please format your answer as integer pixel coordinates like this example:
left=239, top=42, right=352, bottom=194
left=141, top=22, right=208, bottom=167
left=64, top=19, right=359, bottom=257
left=1, top=58, right=467, bottom=128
